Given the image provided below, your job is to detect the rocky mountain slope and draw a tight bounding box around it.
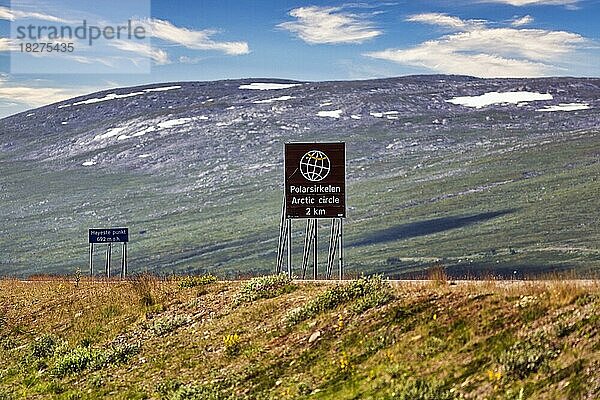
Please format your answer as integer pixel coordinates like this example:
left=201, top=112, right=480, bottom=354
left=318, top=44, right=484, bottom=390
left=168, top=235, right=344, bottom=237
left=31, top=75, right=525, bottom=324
left=0, top=75, right=599, bottom=277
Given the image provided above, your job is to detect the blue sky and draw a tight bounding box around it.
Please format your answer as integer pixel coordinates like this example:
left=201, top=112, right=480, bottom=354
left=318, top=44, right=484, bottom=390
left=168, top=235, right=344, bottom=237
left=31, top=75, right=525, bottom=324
left=0, top=0, right=598, bottom=117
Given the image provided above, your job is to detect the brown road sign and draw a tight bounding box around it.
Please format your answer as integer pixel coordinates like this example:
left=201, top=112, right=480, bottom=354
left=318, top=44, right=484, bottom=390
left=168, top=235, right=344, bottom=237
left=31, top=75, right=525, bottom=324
left=284, top=142, right=346, bottom=218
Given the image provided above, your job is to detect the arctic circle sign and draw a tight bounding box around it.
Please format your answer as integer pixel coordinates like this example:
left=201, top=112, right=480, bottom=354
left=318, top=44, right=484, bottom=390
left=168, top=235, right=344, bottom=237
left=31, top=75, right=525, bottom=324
left=284, top=143, right=346, bottom=218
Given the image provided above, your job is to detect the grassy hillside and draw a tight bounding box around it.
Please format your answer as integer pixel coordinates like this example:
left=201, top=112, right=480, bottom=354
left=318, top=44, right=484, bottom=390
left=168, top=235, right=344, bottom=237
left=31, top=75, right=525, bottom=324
left=1, top=127, right=599, bottom=278
left=1, top=77, right=599, bottom=277
left=1, top=276, right=599, bottom=399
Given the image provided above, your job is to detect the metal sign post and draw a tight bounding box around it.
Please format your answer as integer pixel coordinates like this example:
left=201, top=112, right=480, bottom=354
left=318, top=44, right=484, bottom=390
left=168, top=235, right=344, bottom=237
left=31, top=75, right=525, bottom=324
left=89, top=243, right=94, bottom=276
left=278, top=143, right=346, bottom=280
left=121, top=242, right=128, bottom=278
left=105, top=244, right=111, bottom=278
left=88, top=228, right=129, bottom=278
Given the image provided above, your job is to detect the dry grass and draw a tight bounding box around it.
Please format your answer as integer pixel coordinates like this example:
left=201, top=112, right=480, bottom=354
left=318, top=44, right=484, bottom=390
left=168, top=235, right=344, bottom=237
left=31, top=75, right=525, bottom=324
left=427, top=263, right=449, bottom=286
left=128, top=273, right=161, bottom=307
left=0, top=277, right=599, bottom=399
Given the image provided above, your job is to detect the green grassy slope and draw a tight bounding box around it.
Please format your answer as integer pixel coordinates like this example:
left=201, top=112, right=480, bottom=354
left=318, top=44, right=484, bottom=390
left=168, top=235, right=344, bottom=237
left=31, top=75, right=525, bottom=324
left=1, top=276, right=599, bottom=399
left=1, top=127, right=599, bottom=278
left=346, top=129, right=600, bottom=278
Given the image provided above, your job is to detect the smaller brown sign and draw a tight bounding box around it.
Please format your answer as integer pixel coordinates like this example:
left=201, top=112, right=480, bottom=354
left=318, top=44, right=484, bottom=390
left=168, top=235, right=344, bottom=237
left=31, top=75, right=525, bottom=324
left=284, top=142, right=346, bottom=218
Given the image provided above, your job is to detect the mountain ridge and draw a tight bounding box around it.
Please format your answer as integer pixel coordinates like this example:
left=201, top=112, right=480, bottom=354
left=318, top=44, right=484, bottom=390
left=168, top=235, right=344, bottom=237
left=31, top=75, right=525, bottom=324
left=1, top=75, right=598, bottom=277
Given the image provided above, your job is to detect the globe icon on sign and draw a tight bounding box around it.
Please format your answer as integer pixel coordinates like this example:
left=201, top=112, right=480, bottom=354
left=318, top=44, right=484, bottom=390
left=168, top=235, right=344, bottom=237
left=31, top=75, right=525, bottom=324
left=300, top=150, right=331, bottom=182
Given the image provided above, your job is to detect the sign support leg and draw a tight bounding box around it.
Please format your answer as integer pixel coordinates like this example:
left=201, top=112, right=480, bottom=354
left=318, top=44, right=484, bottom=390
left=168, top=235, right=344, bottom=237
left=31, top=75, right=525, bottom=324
left=339, top=218, right=344, bottom=280
left=120, top=243, right=125, bottom=279
left=276, top=196, right=286, bottom=274
left=124, top=242, right=128, bottom=277
left=89, top=243, right=94, bottom=277
left=301, top=220, right=314, bottom=279
left=275, top=223, right=287, bottom=274
left=276, top=222, right=288, bottom=274
left=326, top=219, right=337, bottom=279
left=286, top=218, right=292, bottom=278
left=106, top=243, right=112, bottom=279
left=313, top=219, right=318, bottom=280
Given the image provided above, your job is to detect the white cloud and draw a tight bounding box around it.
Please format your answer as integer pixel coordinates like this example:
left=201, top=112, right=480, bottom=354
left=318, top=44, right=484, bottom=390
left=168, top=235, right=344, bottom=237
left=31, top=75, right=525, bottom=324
left=0, top=38, right=11, bottom=51
left=511, top=15, right=534, bottom=26
left=110, top=41, right=170, bottom=65
left=178, top=55, right=206, bottom=64
left=480, top=0, right=578, bottom=6
left=278, top=6, right=382, bottom=44
left=366, top=15, right=588, bottom=78
left=0, top=81, right=93, bottom=108
left=406, top=13, right=484, bottom=30
left=0, top=5, right=71, bottom=23
left=67, top=55, right=117, bottom=68
left=140, top=18, right=249, bottom=55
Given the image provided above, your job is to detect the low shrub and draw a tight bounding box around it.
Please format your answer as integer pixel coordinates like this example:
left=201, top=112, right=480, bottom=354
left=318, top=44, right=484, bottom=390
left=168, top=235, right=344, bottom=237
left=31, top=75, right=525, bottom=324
left=499, top=334, right=560, bottom=379
left=73, top=267, right=82, bottom=288
left=417, top=336, right=447, bottom=357
left=51, top=341, right=140, bottom=377
left=352, top=288, right=393, bottom=314
left=178, top=275, right=218, bottom=289
left=151, top=314, right=191, bottom=336
left=0, top=335, right=17, bottom=351
left=52, top=346, right=104, bottom=377
left=156, top=381, right=234, bottom=400
left=233, top=274, right=294, bottom=305
left=30, top=334, right=57, bottom=359
left=156, top=379, right=183, bottom=397
left=88, top=374, right=105, bottom=388
left=129, top=273, right=159, bottom=307
left=104, top=342, right=140, bottom=365
left=285, top=275, right=391, bottom=326
left=389, top=377, right=459, bottom=400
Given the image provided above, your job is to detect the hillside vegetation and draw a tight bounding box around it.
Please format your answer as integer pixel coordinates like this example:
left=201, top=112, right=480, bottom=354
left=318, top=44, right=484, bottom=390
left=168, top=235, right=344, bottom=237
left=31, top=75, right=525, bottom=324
left=0, top=275, right=599, bottom=399
left=1, top=76, right=599, bottom=277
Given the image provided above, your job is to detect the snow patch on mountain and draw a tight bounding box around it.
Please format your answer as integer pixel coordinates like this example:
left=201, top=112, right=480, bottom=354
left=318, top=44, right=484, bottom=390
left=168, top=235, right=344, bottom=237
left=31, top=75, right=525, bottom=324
left=143, top=85, right=181, bottom=93
left=239, top=83, right=301, bottom=90
left=317, top=110, right=343, bottom=119
left=97, top=115, right=205, bottom=143
left=536, top=103, right=590, bottom=112
left=94, top=127, right=127, bottom=141
left=158, top=118, right=193, bottom=129
left=64, top=85, right=181, bottom=107
left=447, top=91, right=553, bottom=108
left=253, top=96, right=295, bottom=104
left=117, top=126, right=157, bottom=141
